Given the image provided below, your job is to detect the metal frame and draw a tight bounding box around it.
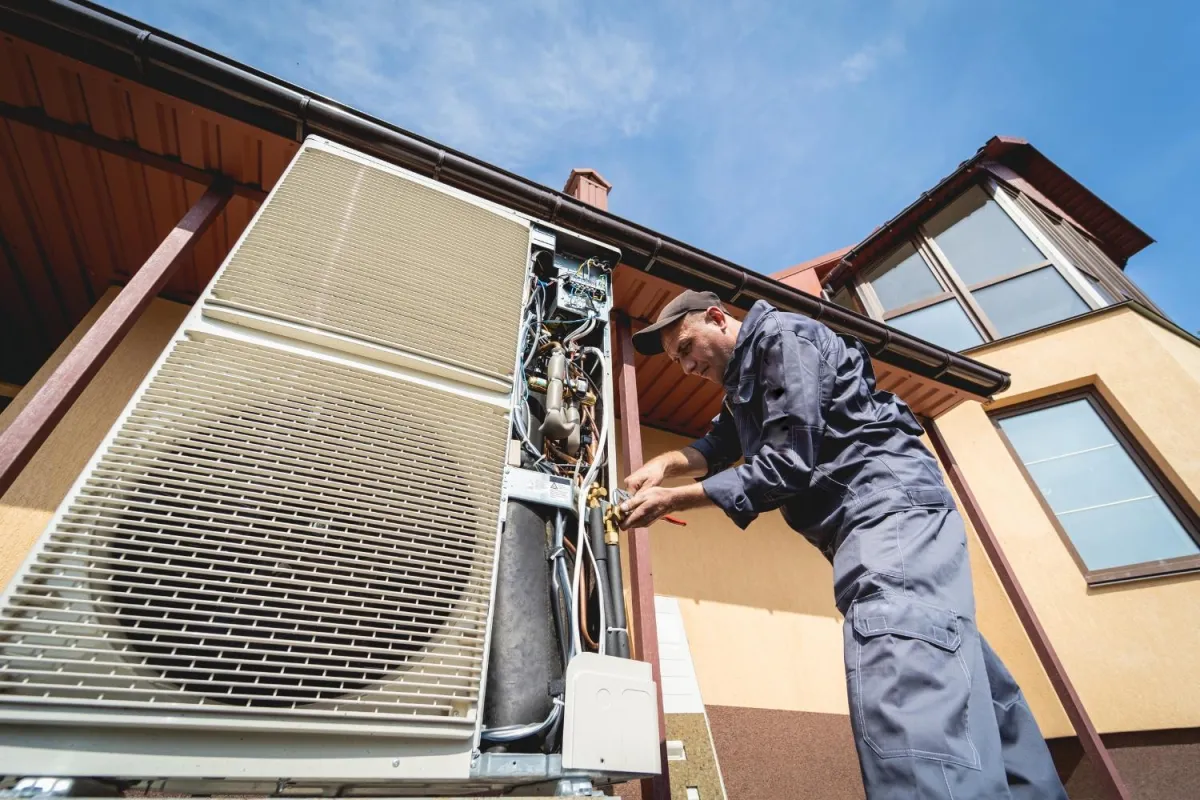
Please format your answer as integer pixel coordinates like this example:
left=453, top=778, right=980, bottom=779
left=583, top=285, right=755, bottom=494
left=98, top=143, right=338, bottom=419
left=989, top=387, right=1200, bottom=586
left=924, top=418, right=1131, bottom=800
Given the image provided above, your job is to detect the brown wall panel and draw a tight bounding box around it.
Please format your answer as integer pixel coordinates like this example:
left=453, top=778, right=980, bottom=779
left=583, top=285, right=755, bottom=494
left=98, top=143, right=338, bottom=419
left=706, top=706, right=864, bottom=800
left=1049, top=729, right=1200, bottom=800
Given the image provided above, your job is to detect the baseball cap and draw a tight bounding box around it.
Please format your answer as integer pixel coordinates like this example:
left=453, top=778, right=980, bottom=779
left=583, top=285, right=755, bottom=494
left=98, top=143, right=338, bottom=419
left=631, top=290, right=723, bottom=355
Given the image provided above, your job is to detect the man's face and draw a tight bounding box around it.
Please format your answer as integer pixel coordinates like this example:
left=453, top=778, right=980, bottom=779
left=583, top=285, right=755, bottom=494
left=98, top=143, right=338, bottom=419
left=662, top=308, right=733, bottom=384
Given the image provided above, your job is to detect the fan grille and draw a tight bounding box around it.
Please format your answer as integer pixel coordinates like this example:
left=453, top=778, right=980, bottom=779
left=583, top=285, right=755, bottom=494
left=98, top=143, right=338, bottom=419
left=0, top=335, right=507, bottom=724
left=209, top=145, right=529, bottom=380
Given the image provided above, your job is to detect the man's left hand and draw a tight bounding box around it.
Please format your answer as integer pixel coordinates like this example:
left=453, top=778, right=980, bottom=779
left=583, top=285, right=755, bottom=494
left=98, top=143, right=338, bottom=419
left=618, top=483, right=709, bottom=529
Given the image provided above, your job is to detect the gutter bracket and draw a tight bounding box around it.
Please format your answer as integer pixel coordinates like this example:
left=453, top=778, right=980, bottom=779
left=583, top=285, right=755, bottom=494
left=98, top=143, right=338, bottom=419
left=433, top=149, right=446, bottom=182
left=643, top=238, right=662, bottom=273
left=133, top=30, right=151, bottom=77
left=296, top=96, right=311, bottom=142
left=866, top=328, right=891, bottom=357
left=728, top=270, right=748, bottom=305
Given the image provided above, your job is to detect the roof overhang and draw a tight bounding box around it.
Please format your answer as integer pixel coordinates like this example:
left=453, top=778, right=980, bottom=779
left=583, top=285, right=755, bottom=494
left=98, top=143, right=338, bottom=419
left=0, top=0, right=1011, bottom=426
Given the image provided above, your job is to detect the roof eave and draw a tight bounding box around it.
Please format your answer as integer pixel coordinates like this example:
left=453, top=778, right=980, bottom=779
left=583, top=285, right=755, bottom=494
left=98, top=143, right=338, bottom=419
left=0, top=0, right=1011, bottom=399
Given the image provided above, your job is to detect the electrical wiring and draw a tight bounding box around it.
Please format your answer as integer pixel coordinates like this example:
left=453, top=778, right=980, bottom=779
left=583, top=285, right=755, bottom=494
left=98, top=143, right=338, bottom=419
left=570, top=405, right=610, bottom=657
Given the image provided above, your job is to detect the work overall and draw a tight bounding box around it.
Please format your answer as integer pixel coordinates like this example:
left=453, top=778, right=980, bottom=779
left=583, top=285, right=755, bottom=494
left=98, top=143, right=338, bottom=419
left=689, top=300, right=1067, bottom=799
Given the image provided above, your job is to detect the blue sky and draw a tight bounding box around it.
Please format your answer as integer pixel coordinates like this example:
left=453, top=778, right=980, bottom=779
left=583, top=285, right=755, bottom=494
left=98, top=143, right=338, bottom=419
left=103, top=0, right=1199, bottom=332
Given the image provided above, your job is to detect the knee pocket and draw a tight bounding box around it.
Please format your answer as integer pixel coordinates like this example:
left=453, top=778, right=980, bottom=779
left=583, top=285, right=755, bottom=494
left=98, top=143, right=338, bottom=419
left=850, top=591, right=979, bottom=769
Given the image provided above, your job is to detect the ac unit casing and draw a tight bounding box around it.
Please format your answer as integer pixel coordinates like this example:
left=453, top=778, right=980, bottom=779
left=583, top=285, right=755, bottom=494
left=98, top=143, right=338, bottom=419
left=0, top=138, right=652, bottom=794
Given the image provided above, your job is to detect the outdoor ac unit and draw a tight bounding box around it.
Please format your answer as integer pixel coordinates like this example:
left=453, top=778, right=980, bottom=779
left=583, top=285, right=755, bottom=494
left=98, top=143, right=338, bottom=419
left=0, top=138, right=658, bottom=796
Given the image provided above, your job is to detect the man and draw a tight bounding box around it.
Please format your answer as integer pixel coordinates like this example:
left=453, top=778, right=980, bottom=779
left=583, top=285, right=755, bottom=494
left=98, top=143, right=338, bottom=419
left=619, top=290, right=1066, bottom=799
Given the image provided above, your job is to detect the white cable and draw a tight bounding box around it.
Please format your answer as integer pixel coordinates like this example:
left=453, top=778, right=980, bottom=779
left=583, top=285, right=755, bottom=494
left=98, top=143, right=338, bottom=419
left=581, top=529, right=607, bottom=656
left=571, top=377, right=609, bottom=658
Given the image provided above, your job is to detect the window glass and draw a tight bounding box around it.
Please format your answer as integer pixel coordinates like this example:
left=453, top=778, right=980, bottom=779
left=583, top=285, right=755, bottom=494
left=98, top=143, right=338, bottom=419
left=998, top=398, right=1199, bottom=572
left=927, top=186, right=1046, bottom=285
left=888, top=299, right=983, bottom=352
left=865, top=243, right=943, bottom=312
left=973, top=266, right=1090, bottom=337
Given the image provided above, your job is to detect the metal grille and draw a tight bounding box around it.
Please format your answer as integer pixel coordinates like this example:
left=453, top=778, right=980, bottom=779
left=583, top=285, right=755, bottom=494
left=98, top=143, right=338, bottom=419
left=0, top=335, right=508, bottom=725
left=210, top=145, right=530, bottom=380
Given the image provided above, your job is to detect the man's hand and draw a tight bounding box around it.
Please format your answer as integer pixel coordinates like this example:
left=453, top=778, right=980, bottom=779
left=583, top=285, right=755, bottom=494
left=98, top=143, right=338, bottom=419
left=625, top=461, right=667, bottom=495
left=618, top=483, right=710, bottom=529
left=624, top=446, right=710, bottom=495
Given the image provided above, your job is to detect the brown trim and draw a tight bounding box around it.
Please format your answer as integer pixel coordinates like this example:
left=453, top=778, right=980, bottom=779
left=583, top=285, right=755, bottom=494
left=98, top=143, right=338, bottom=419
left=879, top=290, right=956, bottom=321
left=963, top=258, right=1054, bottom=292
left=924, top=418, right=1132, bottom=800
left=0, top=100, right=268, bottom=203
left=612, top=311, right=671, bottom=800
left=0, top=182, right=231, bottom=496
left=0, top=381, right=22, bottom=399
left=989, top=388, right=1200, bottom=586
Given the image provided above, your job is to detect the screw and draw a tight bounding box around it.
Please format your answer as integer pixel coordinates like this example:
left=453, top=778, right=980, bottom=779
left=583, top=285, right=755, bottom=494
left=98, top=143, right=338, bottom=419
left=392, top=758, right=401, bottom=768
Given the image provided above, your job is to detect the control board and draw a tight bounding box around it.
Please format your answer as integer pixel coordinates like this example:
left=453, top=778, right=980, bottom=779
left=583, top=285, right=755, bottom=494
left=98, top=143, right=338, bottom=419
left=549, top=252, right=610, bottom=317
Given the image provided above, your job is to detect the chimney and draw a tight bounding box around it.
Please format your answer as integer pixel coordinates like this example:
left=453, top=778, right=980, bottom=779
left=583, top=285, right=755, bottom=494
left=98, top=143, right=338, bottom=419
left=563, top=168, right=612, bottom=211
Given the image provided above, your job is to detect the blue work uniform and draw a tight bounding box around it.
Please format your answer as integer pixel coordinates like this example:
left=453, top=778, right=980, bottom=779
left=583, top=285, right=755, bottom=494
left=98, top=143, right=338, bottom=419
left=688, top=300, right=1066, bottom=799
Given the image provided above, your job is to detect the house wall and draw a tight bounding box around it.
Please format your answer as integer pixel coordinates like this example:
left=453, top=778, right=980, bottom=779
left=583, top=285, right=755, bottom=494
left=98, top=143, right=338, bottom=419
left=935, top=305, right=1200, bottom=735
left=0, top=289, right=189, bottom=589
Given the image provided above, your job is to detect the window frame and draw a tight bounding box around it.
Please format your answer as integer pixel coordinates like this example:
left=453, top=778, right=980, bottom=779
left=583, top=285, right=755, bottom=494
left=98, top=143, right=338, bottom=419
left=990, top=387, right=1200, bottom=586
left=846, top=178, right=1112, bottom=349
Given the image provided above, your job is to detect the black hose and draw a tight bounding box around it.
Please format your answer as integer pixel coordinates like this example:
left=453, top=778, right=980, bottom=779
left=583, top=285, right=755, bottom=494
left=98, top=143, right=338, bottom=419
left=588, top=503, right=617, bottom=654
left=606, top=542, right=630, bottom=658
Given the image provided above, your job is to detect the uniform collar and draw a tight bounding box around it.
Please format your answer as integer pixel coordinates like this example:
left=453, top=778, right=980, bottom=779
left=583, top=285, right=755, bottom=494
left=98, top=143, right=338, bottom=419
left=722, top=300, right=774, bottom=394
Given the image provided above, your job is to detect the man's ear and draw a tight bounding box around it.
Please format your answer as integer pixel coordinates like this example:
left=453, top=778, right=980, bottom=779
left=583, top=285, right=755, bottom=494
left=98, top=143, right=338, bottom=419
left=706, top=305, right=727, bottom=330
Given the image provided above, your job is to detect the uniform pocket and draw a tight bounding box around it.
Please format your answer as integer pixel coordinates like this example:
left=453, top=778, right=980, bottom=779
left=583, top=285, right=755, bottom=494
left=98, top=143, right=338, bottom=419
left=850, top=592, right=979, bottom=769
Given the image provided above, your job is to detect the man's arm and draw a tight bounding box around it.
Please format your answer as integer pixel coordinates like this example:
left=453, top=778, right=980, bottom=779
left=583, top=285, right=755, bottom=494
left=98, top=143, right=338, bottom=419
left=620, top=399, right=742, bottom=529
left=700, top=326, right=831, bottom=530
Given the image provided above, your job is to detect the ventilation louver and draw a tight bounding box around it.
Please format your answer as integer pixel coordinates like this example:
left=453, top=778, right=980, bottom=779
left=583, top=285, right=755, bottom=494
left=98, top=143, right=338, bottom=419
left=0, top=334, right=507, bottom=725
left=209, top=147, right=530, bottom=380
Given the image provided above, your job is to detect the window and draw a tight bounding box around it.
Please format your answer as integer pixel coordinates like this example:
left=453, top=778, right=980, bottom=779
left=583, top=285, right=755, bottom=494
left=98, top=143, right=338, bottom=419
left=842, top=181, right=1111, bottom=351
left=994, top=391, right=1200, bottom=584
left=862, top=242, right=984, bottom=351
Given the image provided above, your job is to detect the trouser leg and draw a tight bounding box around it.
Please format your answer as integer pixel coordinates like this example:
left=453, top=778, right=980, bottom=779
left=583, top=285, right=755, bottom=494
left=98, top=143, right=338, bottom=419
left=836, top=506, right=1014, bottom=799
left=980, top=636, right=1068, bottom=799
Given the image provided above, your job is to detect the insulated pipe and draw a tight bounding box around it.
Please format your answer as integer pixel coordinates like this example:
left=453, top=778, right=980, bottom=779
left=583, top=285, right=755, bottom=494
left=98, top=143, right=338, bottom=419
left=4, top=0, right=1010, bottom=399
left=484, top=403, right=560, bottom=750
left=606, top=544, right=630, bottom=658
left=588, top=503, right=616, bottom=654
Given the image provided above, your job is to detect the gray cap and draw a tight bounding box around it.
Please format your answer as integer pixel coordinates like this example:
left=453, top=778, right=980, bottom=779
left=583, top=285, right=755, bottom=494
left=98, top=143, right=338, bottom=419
left=631, top=290, right=723, bottom=355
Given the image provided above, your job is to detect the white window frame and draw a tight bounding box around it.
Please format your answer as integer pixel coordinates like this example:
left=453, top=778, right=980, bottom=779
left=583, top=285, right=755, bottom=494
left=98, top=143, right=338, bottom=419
left=984, top=179, right=1110, bottom=309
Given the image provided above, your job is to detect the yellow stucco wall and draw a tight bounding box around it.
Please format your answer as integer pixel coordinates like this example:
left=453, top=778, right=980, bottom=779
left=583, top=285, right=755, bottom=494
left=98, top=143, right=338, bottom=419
left=0, top=290, right=188, bottom=588
left=937, top=306, right=1200, bottom=734
left=629, top=425, right=1071, bottom=736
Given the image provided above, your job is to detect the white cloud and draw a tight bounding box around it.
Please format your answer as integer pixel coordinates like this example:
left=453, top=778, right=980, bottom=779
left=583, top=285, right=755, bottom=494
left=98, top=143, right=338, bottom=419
left=816, top=34, right=907, bottom=89
left=288, top=1, right=664, bottom=168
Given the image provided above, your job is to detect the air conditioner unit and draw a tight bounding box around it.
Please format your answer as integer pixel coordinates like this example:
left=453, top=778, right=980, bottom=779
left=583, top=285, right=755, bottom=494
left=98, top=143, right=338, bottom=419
left=0, top=138, right=658, bottom=797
